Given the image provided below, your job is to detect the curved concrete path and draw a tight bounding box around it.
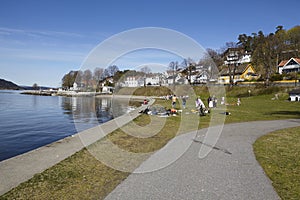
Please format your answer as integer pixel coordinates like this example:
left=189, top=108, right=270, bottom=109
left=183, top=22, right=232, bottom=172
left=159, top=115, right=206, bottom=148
left=105, top=119, right=300, bottom=200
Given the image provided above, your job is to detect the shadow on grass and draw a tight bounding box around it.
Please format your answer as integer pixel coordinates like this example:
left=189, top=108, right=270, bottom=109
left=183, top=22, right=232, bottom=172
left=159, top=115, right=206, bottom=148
left=265, top=111, right=300, bottom=118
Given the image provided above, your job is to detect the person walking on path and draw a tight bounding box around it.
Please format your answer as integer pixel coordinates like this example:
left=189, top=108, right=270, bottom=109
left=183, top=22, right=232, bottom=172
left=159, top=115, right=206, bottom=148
left=221, top=96, right=225, bottom=105
left=182, top=96, right=187, bottom=109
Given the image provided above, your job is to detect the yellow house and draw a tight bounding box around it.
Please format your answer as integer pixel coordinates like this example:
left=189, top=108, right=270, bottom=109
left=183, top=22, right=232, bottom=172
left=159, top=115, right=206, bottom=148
left=218, top=64, right=258, bottom=84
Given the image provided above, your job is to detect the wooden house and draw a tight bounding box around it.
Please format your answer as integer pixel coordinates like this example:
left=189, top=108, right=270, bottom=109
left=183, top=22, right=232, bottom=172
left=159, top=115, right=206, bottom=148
left=218, top=63, right=258, bottom=84
left=278, top=58, right=300, bottom=74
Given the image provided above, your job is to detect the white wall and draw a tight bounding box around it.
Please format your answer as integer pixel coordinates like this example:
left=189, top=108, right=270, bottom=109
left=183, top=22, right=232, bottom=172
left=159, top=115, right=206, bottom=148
left=290, top=94, right=300, bottom=101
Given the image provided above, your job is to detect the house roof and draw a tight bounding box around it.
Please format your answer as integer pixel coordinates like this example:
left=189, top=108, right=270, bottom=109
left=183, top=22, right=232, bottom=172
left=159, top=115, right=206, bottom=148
left=278, top=58, right=300, bottom=67
left=278, top=60, right=288, bottom=67
left=219, top=64, right=254, bottom=76
left=223, top=47, right=243, bottom=55
left=289, top=89, right=300, bottom=94
left=292, top=58, right=300, bottom=64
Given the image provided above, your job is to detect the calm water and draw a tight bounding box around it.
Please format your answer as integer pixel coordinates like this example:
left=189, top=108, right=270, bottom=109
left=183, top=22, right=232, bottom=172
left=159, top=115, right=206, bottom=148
left=0, top=90, right=134, bottom=161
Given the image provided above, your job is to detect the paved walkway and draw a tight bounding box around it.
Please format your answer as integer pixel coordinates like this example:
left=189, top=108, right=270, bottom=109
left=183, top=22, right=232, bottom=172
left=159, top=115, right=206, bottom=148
left=105, top=119, right=300, bottom=200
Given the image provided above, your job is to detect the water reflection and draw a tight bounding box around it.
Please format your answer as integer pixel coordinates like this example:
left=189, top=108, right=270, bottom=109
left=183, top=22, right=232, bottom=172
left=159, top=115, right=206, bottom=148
left=60, top=96, right=132, bottom=131
left=0, top=91, right=137, bottom=161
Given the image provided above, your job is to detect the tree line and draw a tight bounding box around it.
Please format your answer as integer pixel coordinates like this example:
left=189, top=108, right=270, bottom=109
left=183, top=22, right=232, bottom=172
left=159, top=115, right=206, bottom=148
left=61, top=65, right=156, bottom=90
left=62, top=25, right=300, bottom=88
left=61, top=65, right=119, bottom=89
left=190, top=25, right=300, bottom=86
left=237, top=25, right=300, bottom=85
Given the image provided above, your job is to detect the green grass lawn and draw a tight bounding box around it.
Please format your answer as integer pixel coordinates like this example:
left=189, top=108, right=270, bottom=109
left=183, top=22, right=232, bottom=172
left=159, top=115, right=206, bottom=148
left=1, top=86, right=300, bottom=199
left=254, top=127, right=300, bottom=200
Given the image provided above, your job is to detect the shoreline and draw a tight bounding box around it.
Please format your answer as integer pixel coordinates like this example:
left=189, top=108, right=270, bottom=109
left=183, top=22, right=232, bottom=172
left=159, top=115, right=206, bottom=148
left=20, top=90, right=155, bottom=100
left=0, top=98, right=154, bottom=195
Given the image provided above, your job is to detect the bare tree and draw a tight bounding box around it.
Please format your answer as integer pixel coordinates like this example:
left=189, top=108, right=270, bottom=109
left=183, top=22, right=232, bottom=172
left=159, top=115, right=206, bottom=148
left=140, top=66, right=151, bottom=75
left=106, top=65, right=119, bottom=77
left=199, top=52, right=219, bottom=81
left=75, top=70, right=83, bottom=85
left=93, top=67, right=104, bottom=91
left=83, top=69, right=92, bottom=87
left=206, top=48, right=224, bottom=69
left=103, top=68, right=110, bottom=78
left=182, top=58, right=195, bottom=84
left=169, top=61, right=179, bottom=86
left=93, top=67, right=104, bottom=81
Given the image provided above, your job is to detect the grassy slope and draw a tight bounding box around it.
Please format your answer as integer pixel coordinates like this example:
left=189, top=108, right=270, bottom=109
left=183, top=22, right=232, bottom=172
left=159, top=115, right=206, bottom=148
left=1, top=86, right=300, bottom=199
left=254, top=127, right=300, bottom=200
left=0, top=100, right=183, bottom=200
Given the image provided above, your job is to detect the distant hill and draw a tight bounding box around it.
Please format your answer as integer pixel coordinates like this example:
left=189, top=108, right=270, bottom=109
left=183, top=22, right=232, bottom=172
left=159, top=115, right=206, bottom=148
left=0, top=79, right=23, bottom=90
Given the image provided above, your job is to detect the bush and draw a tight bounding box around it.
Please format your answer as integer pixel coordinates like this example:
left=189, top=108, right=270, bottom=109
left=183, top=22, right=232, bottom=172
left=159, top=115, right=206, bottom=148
left=270, top=74, right=283, bottom=81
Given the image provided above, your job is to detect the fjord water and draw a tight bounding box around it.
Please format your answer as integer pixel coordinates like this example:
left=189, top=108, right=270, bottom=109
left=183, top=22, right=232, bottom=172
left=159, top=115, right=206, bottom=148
left=0, top=90, right=132, bottom=161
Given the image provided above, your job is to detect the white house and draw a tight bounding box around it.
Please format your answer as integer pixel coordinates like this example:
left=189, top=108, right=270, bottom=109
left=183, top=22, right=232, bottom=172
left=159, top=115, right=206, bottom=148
left=145, top=76, right=160, bottom=85
left=70, top=82, right=83, bottom=91
left=289, top=89, right=300, bottom=101
left=278, top=58, right=300, bottom=74
left=102, top=86, right=114, bottom=94
left=123, top=76, right=144, bottom=87
left=224, top=48, right=251, bottom=65
left=72, top=82, right=78, bottom=91
left=197, top=71, right=210, bottom=83
left=166, top=74, right=187, bottom=85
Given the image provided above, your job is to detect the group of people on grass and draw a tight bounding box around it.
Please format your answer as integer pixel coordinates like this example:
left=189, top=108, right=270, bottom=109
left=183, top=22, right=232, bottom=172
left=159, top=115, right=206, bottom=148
left=141, top=94, right=241, bottom=117
left=171, top=95, right=241, bottom=115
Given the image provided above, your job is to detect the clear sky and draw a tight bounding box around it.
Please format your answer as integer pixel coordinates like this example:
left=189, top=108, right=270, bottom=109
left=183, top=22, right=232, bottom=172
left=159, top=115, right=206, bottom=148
left=0, top=0, right=299, bottom=87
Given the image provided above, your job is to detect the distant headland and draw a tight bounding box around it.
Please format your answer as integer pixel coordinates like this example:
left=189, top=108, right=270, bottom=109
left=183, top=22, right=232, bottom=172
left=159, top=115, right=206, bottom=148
left=0, top=79, right=23, bottom=90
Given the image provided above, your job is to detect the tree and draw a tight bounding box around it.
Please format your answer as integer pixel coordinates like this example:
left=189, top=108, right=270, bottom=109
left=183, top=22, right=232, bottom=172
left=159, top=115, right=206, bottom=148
left=83, top=69, right=92, bottom=87
left=32, top=83, right=39, bottom=90
left=62, top=70, right=78, bottom=89
left=169, top=61, right=179, bottom=86
left=248, top=30, right=264, bottom=78
left=237, top=34, right=253, bottom=52
left=140, top=66, right=151, bottom=74
left=221, top=42, right=238, bottom=52
left=103, top=68, right=110, bottom=78
left=93, top=67, right=104, bottom=91
left=105, top=65, right=119, bottom=77
left=223, top=25, right=300, bottom=87
left=75, top=70, right=83, bottom=85
left=206, top=48, right=224, bottom=68
left=198, top=51, right=219, bottom=81
left=251, top=31, right=279, bottom=86
left=274, top=26, right=287, bottom=63
left=286, top=26, right=300, bottom=58
left=93, top=67, right=104, bottom=81
left=181, top=58, right=195, bottom=84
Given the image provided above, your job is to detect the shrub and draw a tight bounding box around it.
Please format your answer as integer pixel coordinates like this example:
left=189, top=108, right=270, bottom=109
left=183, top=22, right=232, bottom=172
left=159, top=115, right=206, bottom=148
left=270, top=74, right=283, bottom=81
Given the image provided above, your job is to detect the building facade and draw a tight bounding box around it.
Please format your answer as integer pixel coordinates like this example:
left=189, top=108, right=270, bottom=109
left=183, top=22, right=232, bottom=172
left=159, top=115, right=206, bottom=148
left=278, top=58, right=300, bottom=74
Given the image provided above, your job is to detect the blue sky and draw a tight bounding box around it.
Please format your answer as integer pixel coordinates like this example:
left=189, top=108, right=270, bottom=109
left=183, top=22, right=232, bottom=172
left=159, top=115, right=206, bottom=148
left=0, top=0, right=299, bottom=87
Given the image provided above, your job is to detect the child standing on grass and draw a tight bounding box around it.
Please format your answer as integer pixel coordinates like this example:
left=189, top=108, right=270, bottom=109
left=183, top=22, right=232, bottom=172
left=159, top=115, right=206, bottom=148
left=237, top=98, right=241, bottom=106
